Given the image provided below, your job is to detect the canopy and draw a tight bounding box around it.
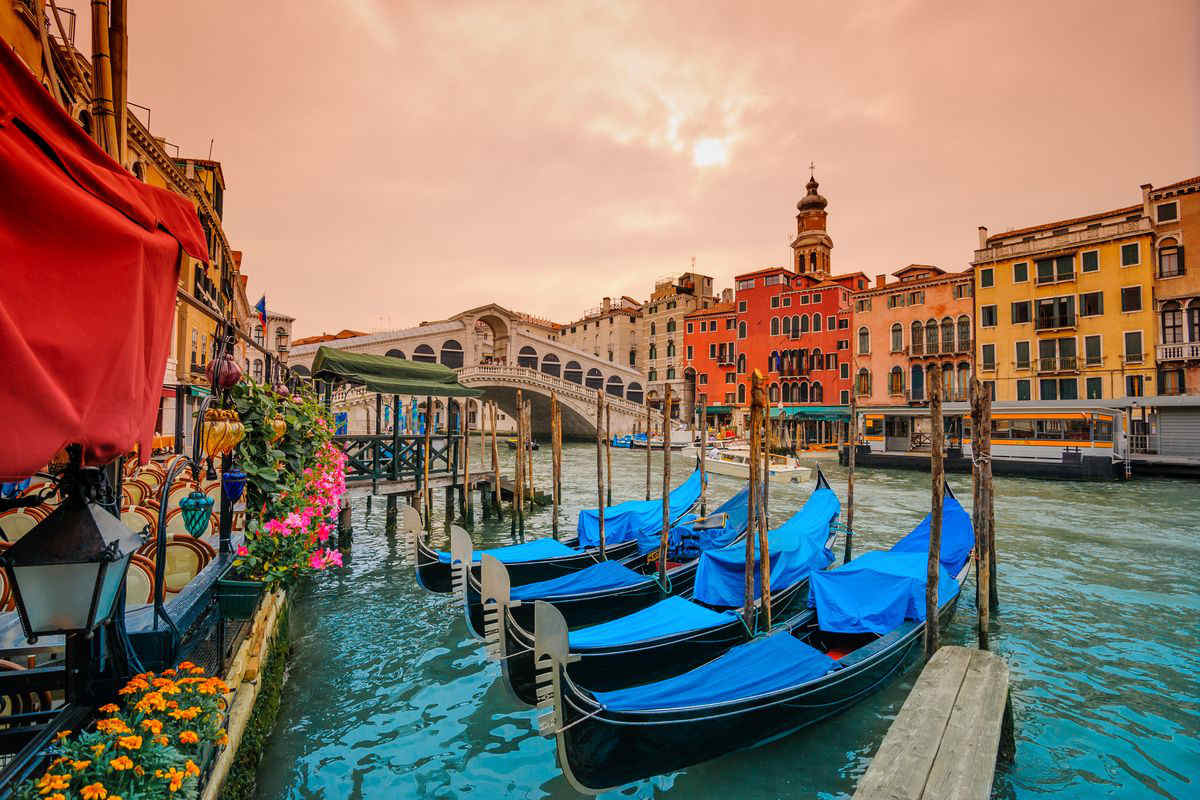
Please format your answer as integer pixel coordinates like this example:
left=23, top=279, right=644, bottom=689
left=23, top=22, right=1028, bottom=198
left=808, top=551, right=960, bottom=635
left=436, top=537, right=576, bottom=564
left=0, top=45, right=209, bottom=481
left=633, top=485, right=750, bottom=556
left=693, top=484, right=839, bottom=607
left=509, top=560, right=646, bottom=601
left=577, top=470, right=703, bottom=549
left=887, top=494, right=974, bottom=574
left=770, top=405, right=851, bottom=421
left=705, top=405, right=734, bottom=416
left=593, top=631, right=837, bottom=711
left=310, top=346, right=482, bottom=397
left=568, top=596, right=737, bottom=649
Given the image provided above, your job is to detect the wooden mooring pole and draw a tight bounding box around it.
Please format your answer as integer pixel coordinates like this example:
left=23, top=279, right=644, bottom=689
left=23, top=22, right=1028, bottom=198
left=984, top=386, right=998, bottom=612
left=970, top=378, right=990, bottom=650
left=926, top=364, right=944, bottom=659
left=753, top=373, right=772, bottom=630
left=596, top=390, right=606, bottom=560
left=644, top=397, right=652, bottom=500
left=524, top=399, right=534, bottom=511
left=699, top=400, right=708, bottom=517
left=490, top=402, right=502, bottom=522
left=605, top=402, right=613, bottom=507
left=423, top=396, right=432, bottom=533
left=845, top=394, right=857, bottom=563
left=463, top=399, right=473, bottom=526
left=551, top=391, right=561, bottom=539
left=657, top=385, right=672, bottom=583
left=743, top=371, right=763, bottom=632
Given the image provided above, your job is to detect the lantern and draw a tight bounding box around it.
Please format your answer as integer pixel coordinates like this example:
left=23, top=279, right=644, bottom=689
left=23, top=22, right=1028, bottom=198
left=270, top=415, right=287, bottom=444
left=179, top=491, right=214, bottom=537
left=0, top=492, right=140, bottom=643
left=206, top=353, right=243, bottom=391
left=222, top=467, right=247, bottom=504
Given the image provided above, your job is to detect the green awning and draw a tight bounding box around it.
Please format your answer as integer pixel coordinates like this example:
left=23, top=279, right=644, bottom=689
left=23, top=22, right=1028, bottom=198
left=773, top=405, right=850, bottom=421
left=705, top=405, right=734, bottom=416
left=311, top=346, right=482, bottom=397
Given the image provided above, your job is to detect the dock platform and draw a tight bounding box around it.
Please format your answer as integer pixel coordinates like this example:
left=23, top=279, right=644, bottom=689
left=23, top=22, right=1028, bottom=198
left=854, top=646, right=1010, bottom=800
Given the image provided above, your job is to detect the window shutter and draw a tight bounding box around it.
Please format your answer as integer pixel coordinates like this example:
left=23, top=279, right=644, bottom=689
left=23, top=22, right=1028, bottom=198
left=1179, top=245, right=1186, bottom=274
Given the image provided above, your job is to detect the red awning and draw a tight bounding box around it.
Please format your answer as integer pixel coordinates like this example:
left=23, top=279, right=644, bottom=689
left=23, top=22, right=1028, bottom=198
left=0, top=44, right=209, bottom=481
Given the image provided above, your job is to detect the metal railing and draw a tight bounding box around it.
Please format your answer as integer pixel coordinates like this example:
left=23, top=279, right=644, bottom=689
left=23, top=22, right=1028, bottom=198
left=1037, top=356, right=1079, bottom=373
left=1036, top=314, right=1077, bottom=331
left=332, top=433, right=457, bottom=484
left=1128, top=434, right=1158, bottom=455
left=974, top=217, right=1151, bottom=263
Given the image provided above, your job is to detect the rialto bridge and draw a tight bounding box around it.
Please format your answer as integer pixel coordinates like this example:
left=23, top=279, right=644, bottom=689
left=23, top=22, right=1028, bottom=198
left=288, top=304, right=649, bottom=437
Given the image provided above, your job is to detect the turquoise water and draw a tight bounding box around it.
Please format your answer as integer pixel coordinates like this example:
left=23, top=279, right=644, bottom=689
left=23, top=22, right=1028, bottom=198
left=254, top=443, right=1200, bottom=799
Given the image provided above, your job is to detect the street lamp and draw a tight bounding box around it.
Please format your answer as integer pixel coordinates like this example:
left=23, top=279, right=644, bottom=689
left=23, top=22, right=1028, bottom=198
left=0, top=463, right=140, bottom=644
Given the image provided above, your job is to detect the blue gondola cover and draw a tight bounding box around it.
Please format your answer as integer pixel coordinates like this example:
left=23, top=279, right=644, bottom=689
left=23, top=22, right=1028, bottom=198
left=577, top=470, right=704, bottom=548
left=887, top=495, right=974, bottom=573
left=692, top=487, right=839, bottom=608
left=568, top=596, right=738, bottom=649
left=509, top=560, right=647, bottom=601
left=593, top=630, right=837, bottom=711
left=436, top=537, right=578, bottom=564
left=808, top=551, right=960, bottom=635
left=633, top=486, right=750, bottom=557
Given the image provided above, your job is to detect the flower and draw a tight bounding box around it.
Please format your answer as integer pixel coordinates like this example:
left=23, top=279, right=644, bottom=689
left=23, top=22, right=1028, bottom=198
left=53, top=730, right=72, bottom=742
left=96, top=718, right=131, bottom=735
left=116, top=734, right=143, bottom=750
left=70, top=760, right=91, bottom=771
left=108, top=756, right=134, bottom=771
left=237, top=545, right=249, bottom=556
left=36, top=773, right=71, bottom=792
left=98, top=703, right=120, bottom=714
left=80, top=783, right=108, bottom=799
left=140, top=719, right=163, bottom=734
left=309, top=552, right=324, bottom=570
left=179, top=730, right=199, bottom=745
left=184, top=760, right=200, bottom=777
left=90, top=743, right=106, bottom=757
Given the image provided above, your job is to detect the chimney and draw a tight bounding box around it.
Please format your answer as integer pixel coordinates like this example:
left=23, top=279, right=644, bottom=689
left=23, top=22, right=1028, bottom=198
left=602, top=296, right=611, bottom=312
left=875, top=274, right=886, bottom=289
left=1140, top=183, right=1153, bottom=220
left=977, top=226, right=988, bottom=249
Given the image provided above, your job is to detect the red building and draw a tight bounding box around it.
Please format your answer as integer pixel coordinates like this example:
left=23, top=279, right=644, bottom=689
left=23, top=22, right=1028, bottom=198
left=684, top=173, right=869, bottom=430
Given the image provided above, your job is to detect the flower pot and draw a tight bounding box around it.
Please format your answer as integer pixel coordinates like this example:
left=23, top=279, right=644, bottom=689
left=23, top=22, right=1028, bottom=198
left=216, top=564, right=264, bottom=619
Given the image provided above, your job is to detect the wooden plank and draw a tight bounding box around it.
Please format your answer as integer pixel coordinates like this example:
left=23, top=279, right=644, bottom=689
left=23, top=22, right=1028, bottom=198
left=853, top=646, right=972, bottom=800
left=922, top=649, right=1010, bottom=800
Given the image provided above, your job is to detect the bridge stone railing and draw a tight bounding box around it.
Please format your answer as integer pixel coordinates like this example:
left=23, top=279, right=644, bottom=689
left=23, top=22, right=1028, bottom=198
left=457, top=364, right=645, bottom=417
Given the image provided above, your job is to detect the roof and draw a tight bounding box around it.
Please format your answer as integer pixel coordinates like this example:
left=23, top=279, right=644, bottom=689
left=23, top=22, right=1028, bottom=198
left=310, top=346, right=481, bottom=397
left=892, top=264, right=945, bottom=278
left=1148, top=175, right=1200, bottom=195
left=292, top=329, right=368, bottom=346
left=685, top=302, right=736, bottom=318
left=734, top=266, right=790, bottom=281
left=986, top=204, right=1141, bottom=243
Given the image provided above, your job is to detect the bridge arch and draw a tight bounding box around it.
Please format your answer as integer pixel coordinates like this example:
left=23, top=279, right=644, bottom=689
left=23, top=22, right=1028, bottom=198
left=517, top=345, right=538, bottom=369
left=413, top=343, right=436, bottom=363
left=541, top=352, right=561, bottom=377
left=439, top=339, right=464, bottom=368
left=605, top=375, right=624, bottom=398
left=585, top=368, right=603, bottom=390
left=385, top=348, right=406, bottom=359
left=475, top=313, right=510, bottom=362
left=564, top=360, right=582, bottom=384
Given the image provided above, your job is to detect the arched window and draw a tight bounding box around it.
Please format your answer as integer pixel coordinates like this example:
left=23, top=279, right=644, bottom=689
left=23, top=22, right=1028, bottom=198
left=564, top=360, right=583, bottom=384
left=813, top=313, right=823, bottom=332
left=626, top=382, right=644, bottom=404
left=957, top=316, right=971, bottom=351
left=737, top=353, right=746, bottom=374
left=414, top=343, right=436, bottom=363
left=439, top=339, right=464, bottom=368
left=957, top=363, right=971, bottom=401
left=648, top=368, right=657, bottom=381
left=1163, top=301, right=1184, bottom=344
left=650, top=321, right=656, bottom=336
left=782, top=382, right=792, bottom=403
left=911, top=364, right=925, bottom=401
left=941, top=362, right=954, bottom=399
left=888, top=366, right=904, bottom=395
left=811, top=348, right=822, bottom=371
left=605, top=375, right=625, bottom=397
left=667, top=341, right=676, bottom=358
left=941, top=318, right=954, bottom=353
left=666, top=318, right=676, bottom=334
left=1189, top=300, right=1200, bottom=342
left=791, top=315, right=800, bottom=337
left=855, top=368, right=871, bottom=396
left=737, top=384, right=746, bottom=404
left=585, top=368, right=603, bottom=389
left=811, top=382, right=823, bottom=403
left=666, top=366, right=676, bottom=380
left=385, top=348, right=406, bottom=360
left=769, top=383, right=780, bottom=403
left=925, top=320, right=938, bottom=355
left=771, top=317, right=779, bottom=336
left=541, top=352, right=561, bottom=377
left=857, top=326, right=870, bottom=355
left=798, top=381, right=809, bottom=402
left=738, top=321, right=747, bottom=338
left=891, top=323, right=903, bottom=353
left=1158, top=237, right=1182, bottom=278
left=516, top=345, right=538, bottom=369
left=649, top=343, right=657, bottom=360
left=782, top=316, right=792, bottom=336
left=800, top=314, right=810, bottom=333
left=253, top=325, right=264, bottom=346
left=911, top=321, right=924, bottom=355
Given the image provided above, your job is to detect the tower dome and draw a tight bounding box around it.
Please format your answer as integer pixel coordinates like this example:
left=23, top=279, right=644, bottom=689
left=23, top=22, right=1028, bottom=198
left=797, top=175, right=827, bottom=211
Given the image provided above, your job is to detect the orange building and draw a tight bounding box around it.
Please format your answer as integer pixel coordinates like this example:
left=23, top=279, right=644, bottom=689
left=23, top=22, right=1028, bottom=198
left=850, top=266, right=975, bottom=406
left=682, top=301, right=738, bottom=423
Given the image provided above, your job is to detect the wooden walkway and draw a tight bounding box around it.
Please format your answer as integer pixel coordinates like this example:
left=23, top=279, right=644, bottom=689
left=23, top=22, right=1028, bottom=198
left=854, top=646, right=1010, bottom=800
left=343, top=470, right=497, bottom=500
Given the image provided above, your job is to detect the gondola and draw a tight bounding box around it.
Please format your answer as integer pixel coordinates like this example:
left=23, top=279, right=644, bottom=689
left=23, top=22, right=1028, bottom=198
left=610, top=435, right=634, bottom=449
left=506, top=437, right=540, bottom=451
left=537, top=485, right=974, bottom=794
left=493, top=471, right=841, bottom=706
left=446, top=472, right=705, bottom=623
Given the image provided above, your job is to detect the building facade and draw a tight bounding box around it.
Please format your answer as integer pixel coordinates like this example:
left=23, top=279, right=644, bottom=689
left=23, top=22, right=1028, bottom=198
left=641, top=272, right=717, bottom=418
left=557, top=296, right=642, bottom=369
left=850, top=266, right=974, bottom=405
left=1146, top=176, right=1200, bottom=395
left=682, top=302, right=737, bottom=422
left=972, top=206, right=1157, bottom=402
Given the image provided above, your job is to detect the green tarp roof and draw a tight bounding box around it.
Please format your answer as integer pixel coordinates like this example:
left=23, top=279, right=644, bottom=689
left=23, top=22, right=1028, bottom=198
left=705, top=405, right=734, bottom=415
left=770, top=405, right=850, bottom=421
left=311, top=346, right=482, bottom=397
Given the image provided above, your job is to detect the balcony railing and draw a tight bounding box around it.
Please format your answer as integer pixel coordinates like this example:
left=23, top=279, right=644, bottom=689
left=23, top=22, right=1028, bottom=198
left=1037, top=356, right=1079, bottom=373
left=908, top=339, right=973, bottom=358
left=1157, top=342, right=1200, bottom=361
left=1035, top=314, right=1076, bottom=331
left=973, top=217, right=1151, bottom=263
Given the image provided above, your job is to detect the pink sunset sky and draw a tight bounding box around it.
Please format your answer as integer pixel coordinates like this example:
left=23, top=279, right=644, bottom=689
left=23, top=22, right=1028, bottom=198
left=97, top=0, right=1199, bottom=337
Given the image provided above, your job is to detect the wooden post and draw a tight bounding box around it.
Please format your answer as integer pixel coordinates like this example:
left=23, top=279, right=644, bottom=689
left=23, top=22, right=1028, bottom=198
left=657, top=385, right=672, bottom=583
left=845, top=394, right=857, bottom=563
left=464, top=399, right=473, bottom=526
left=515, top=391, right=525, bottom=537
left=551, top=391, right=561, bottom=539
left=555, top=400, right=563, bottom=506
left=983, top=386, right=998, bottom=611
left=605, top=402, right=613, bottom=506
left=391, top=395, right=400, bottom=482
left=699, top=401, right=708, bottom=516
left=489, top=402, right=501, bottom=522
left=743, top=372, right=762, bottom=632
left=970, top=378, right=990, bottom=649
left=926, top=364, right=945, bottom=659
left=645, top=397, right=652, bottom=500
left=753, top=374, right=773, bottom=630
left=524, top=399, right=535, bottom=510
left=763, top=402, right=772, bottom=529
left=596, top=390, right=606, bottom=559
left=423, top=396, right=433, bottom=533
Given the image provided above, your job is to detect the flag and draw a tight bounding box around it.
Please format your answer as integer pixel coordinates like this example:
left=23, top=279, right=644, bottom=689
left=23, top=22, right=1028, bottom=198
left=254, top=295, right=267, bottom=328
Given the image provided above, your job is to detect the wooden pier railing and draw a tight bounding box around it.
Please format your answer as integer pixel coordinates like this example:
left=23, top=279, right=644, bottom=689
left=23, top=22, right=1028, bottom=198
left=332, top=433, right=459, bottom=485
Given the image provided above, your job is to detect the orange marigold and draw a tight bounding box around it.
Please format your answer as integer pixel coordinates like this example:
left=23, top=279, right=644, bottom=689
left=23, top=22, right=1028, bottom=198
left=36, top=773, right=71, bottom=791
left=70, top=760, right=91, bottom=771
left=98, top=703, right=120, bottom=714
left=80, top=782, right=108, bottom=800
left=177, top=661, right=196, bottom=671
left=53, top=730, right=72, bottom=742
left=95, top=719, right=130, bottom=735
left=108, top=756, right=134, bottom=771
left=178, top=730, right=199, bottom=745
left=155, top=735, right=169, bottom=747
left=140, top=719, right=163, bottom=734
left=90, top=743, right=106, bottom=757
left=184, top=759, right=200, bottom=777
left=116, top=735, right=143, bottom=750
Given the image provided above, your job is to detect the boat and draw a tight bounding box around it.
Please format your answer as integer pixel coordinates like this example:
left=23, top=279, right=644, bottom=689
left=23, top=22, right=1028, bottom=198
left=703, top=446, right=812, bottom=482
left=448, top=471, right=706, bottom=630
left=630, top=432, right=688, bottom=451
left=536, top=485, right=974, bottom=793
left=610, top=434, right=633, bottom=448
left=505, top=437, right=539, bottom=450
left=491, top=471, right=840, bottom=706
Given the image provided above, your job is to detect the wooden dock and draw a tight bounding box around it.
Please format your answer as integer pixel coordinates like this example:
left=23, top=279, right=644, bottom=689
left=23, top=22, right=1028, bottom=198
left=343, top=470, right=496, bottom=500
left=854, top=646, right=1010, bottom=800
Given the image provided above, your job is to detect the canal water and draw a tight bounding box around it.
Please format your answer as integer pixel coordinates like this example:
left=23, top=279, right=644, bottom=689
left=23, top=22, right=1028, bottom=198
left=254, top=442, right=1199, bottom=799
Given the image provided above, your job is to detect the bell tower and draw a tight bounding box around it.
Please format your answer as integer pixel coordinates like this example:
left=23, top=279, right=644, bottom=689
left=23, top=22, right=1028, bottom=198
left=791, top=165, right=832, bottom=277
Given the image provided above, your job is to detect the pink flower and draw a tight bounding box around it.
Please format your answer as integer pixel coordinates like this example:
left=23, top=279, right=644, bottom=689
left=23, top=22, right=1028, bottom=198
left=324, top=548, right=343, bottom=567
left=309, top=552, right=325, bottom=570
left=264, top=519, right=287, bottom=535
left=236, top=545, right=249, bottom=557
left=316, top=523, right=332, bottom=543
left=283, top=512, right=304, bottom=530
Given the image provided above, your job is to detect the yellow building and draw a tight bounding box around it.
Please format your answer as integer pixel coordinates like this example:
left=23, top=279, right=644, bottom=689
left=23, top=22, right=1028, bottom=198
left=972, top=206, right=1157, bottom=401
left=1146, top=176, right=1200, bottom=395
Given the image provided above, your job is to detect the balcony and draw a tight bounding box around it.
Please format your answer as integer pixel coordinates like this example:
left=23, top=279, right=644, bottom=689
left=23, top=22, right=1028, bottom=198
left=1037, top=356, right=1079, bottom=374
left=1035, top=314, right=1077, bottom=332
left=1157, top=342, right=1200, bottom=361
left=973, top=217, right=1152, bottom=263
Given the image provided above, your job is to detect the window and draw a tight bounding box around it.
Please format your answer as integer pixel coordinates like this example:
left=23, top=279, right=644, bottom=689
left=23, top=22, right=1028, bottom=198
left=953, top=283, right=972, bottom=299
left=925, top=322, right=938, bottom=354
left=726, top=318, right=735, bottom=330
left=838, top=339, right=849, bottom=350
left=782, top=316, right=791, bottom=336
left=838, top=318, right=848, bottom=329
left=1162, top=302, right=1184, bottom=344
left=737, top=384, right=746, bottom=404
left=783, top=297, right=791, bottom=307
left=1036, top=255, right=1074, bottom=284
left=826, top=353, right=837, bottom=370
left=649, top=321, right=656, bottom=336
left=737, top=279, right=755, bottom=291
left=828, top=316, right=837, bottom=329
left=854, top=298, right=872, bottom=312
left=1121, top=242, right=1140, bottom=267
left=1120, top=286, right=1142, bottom=312
left=1011, top=301, right=1031, bottom=324
left=1158, top=237, right=1183, bottom=278
left=649, top=344, right=657, bottom=360
left=840, top=390, right=850, bottom=405
left=1039, top=337, right=1077, bottom=371
left=709, top=343, right=717, bottom=358
left=857, top=327, right=870, bottom=354
left=738, top=301, right=747, bottom=313
left=1079, top=291, right=1104, bottom=317
left=941, top=318, right=954, bottom=352
left=666, top=318, right=676, bottom=333
left=1073, top=252, right=1098, bottom=276
left=686, top=346, right=693, bottom=360
left=887, top=294, right=905, bottom=309
left=698, top=373, right=708, bottom=385
left=1127, top=374, right=1144, bottom=396
left=1084, top=334, right=1102, bottom=366
left=957, top=316, right=971, bottom=350
left=1015, top=340, right=1031, bottom=370
left=855, top=368, right=871, bottom=396
left=1039, top=379, right=1057, bottom=400
left=980, top=305, right=997, bottom=327
left=1012, top=262, right=1028, bottom=283
left=984, top=380, right=996, bottom=401
left=667, top=367, right=676, bottom=380
left=687, top=322, right=694, bottom=333
left=666, top=341, right=676, bottom=358
left=840, top=362, right=849, bottom=379
left=908, top=291, right=924, bottom=305
left=981, top=343, right=996, bottom=371
left=737, top=353, right=746, bottom=374
left=771, top=317, right=779, bottom=336
left=801, top=295, right=810, bottom=305
left=1156, top=201, right=1178, bottom=223
left=1160, top=368, right=1184, bottom=396
left=1040, top=378, right=1078, bottom=400
left=629, top=350, right=637, bottom=366
left=648, top=368, right=657, bottom=381
left=771, top=296, right=780, bottom=308
left=890, top=323, right=903, bottom=352
left=1086, top=377, right=1103, bottom=399
left=725, top=372, right=735, bottom=384
left=1123, top=331, right=1143, bottom=363
left=1036, top=296, right=1075, bottom=329
left=888, top=367, right=904, bottom=395
left=737, top=321, right=748, bottom=338
left=980, top=267, right=994, bottom=288
left=1016, top=379, right=1031, bottom=401
left=910, top=321, right=924, bottom=355
left=813, top=314, right=823, bottom=332
left=800, top=315, right=810, bottom=333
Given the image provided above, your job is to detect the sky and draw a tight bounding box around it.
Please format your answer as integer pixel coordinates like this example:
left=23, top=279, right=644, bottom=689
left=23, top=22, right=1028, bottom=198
left=93, top=0, right=1200, bottom=337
